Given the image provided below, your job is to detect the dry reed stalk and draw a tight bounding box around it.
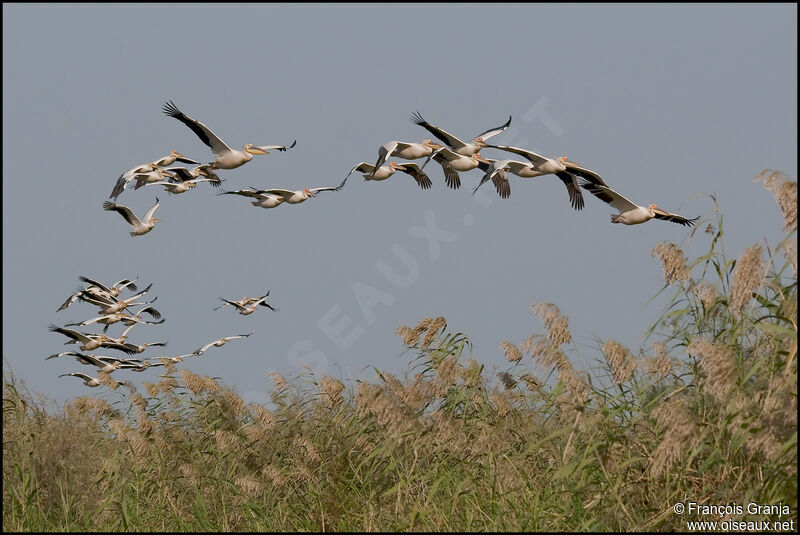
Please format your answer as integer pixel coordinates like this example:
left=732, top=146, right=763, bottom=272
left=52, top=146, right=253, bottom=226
left=602, top=340, right=636, bottom=385
left=651, top=242, right=691, bottom=285
left=649, top=398, right=702, bottom=477
left=500, top=340, right=523, bottom=362
left=269, top=372, right=288, bottom=392
left=531, top=302, right=573, bottom=347
left=235, top=475, right=263, bottom=496
left=179, top=369, right=207, bottom=395
left=688, top=338, right=738, bottom=403
left=729, top=244, right=767, bottom=320
left=97, top=372, right=119, bottom=390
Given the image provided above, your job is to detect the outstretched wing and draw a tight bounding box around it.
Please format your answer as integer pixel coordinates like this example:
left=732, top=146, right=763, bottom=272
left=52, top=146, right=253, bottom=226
left=103, top=201, right=143, bottom=227
left=162, top=100, right=233, bottom=156
left=397, top=163, right=432, bottom=190
left=652, top=208, right=700, bottom=227
left=555, top=172, right=585, bottom=211
left=472, top=116, right=512, bottom=143
left=251, top=140, right=296, bottom=152
left=410, top=111, right=468, bottom=152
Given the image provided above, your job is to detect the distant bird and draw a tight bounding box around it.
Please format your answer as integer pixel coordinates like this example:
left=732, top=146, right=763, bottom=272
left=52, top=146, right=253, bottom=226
left=58, top=277, right=138, bottom=311
left=111, top=162, right=157, bottom=200
left=162, top=100, right=296, bottom=170
left=151, top=149, right=200, bottom=168
left=411, top=111, right=511, bottom=156
left=103, top=197, right=162, bottom=236
left=193, top=332, right=255, bottom=356
left=579, top=180, right=700, bottom=227
left=419, top=149, right=487, bottom=189
left=134, top=168, right=176, bottom=190
left=255, top=177, right=348, bottom=204
left=164, top=164, right=222, bottom=187
left=58, top=372, right=102, bottom=387
left=217, top=293, right=277, bottom=315
left=218, top=188, right=287, bottom=209
left=118, top=340, right=168, bottom=354
left=370, top=139, right=444, bottom=176
left=48, top=325, right=138, bottom=354
left=86, top=283, right=157, bottom=316
left=65, top=306, right=163, bottom=332
left=214, top=296, right=263, bottom=310
left=149, top=177, right=220, bottom=195
left=47, top=352, right=122, bottom=373
left=346, top=161, right=432, bottom=189
left=471, top=158, right=514, bottom=199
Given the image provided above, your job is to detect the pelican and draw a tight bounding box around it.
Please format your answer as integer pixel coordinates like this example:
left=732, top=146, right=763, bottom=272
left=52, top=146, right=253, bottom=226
left=346, top=161, right=432, bottom=189
left=578, top=180, right=700, bottom=227
left=162, top=100, right=296, bottom=170
left=103, top=198, right=162, bottom=236
left=419, top=149, right=487, bottom=189
left=165, top=164, right=222, bottom=187
left=47, top=352, right=122, bottom=373
left=217, top=293, right=277, bottom=315
left=48, top=325, right=138, bottom=354
left=111, top=162, right=158, bottom=200
left=89, top=284, right=157, bottom=316
left=58, top=277, right=138, bottom=311
left=256, top=177, right=348, bottom=204
left=213, top=296, right=263, bottom=310
left=65, top=306, right=163, bottom=332
left=193, top=332, right=254, bottom=356
left=151, top=149, right=200, bottom=168
left=410, top=111, right=511, bottom=156
left=370, top=139, right=444, bottom=176
left=149, top=177, right=220, bottom=195
left=133, top=168, right=176, bottom=190
left=59, top=373, right=102, bottom=387
left=471, top=158, right=515, bottom=199
left=218, top=189, right=287, bottom=209
left=118, top=341, right=168, bottom=354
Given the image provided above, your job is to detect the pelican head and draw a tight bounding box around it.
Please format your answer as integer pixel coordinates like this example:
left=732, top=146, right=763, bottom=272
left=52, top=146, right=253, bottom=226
left=171, top=149, right=183, bottom=158
left=304, top=187, right=317, bottom=197
left=475, top=137, right=489, bottom=148
left=424, top=139, right=443, bottom=150
left=389, top=161, right=406, bottom=171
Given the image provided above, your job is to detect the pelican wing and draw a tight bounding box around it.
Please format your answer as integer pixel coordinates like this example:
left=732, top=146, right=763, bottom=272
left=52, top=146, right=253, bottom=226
left=578, top=181, right=638, bottom=213
left=485, top=145, right=550, bottom=167
left=103, top=201, right=143, bottom=227
left=174, top=155, right=200, bottom=165
left=472, top=116, right=512, bottom=143
left=165, top=167, right=195, bottom=181
left=79, top=276, right=113, bottom=295
left=252, top=140, right=297, bottom=152
left=162, top=100, right=233, bottom=156
left=652, top=208, right=700, bottom=227
left=373, top=141, right=399, bottom=172
left=114, top=278, right=138, bottom=292
left=60, top=372, right=94, bottom=382
left=260, top=188, right=298, bottom=198
left=309, top=176, right=348, bottom=194
left=397, top=163, right=433, bottom=190
left=46, top=351, right=86, bottom=360
left=348, top=162, right=375, bottom=177
left=49, top=325, right=94, bottom=344
left=410, top=111, right=468, bottom=151
left=142, top=198, right=161, bottom=223
left=101, top=341, right=140, bottom=355
left=58, top=288, right=84, bottom=311
left=555, top=172, right=585, bottom=211
left=563, top=160, right=607, bottom=186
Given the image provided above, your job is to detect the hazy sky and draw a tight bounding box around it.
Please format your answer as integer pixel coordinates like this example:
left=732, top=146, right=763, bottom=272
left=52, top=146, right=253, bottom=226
left=3, top=4, right=796, bottom=405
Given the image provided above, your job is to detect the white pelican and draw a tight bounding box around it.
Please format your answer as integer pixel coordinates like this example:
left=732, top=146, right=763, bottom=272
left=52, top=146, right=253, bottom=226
left=89, top=285, right=157, bottom=316
left=346, top=161, right=432, bottom=189
left=218, top=188, right=287, bottom=209
left=410, top=111, right=511, bottom=156
left=471, top=158, right=514, bottom=199
left=119, top=340, right=168, bottom=354
left=579, top=180, right=700, bottom=227
left=110, top=163, right=158, bottom=200
left=149, top=177, right=219, bottom=195
left=48, top=325, right=138, bottom=354
left=103, top=198, right=162, bottom=237
left=419, top=149, right=487, bottom=189
left=217, top=293, right=277, bottom=315
left=213, top=296, right=262, bottom=310
left=151, top=149, right=200, bottom=168
left=193, top=332, right=254, bottom=356
left=58, top=277, right=138, bottom=311
left=48, top=352, right=122, bottom=373
left=370, top=139, right=444, bottom=176
left=133, top=168, right=176, bottom=190
left=65, top=307, right=163, bottom=332
left=162, top=100, right=296, bottom=170
left=164, top=164, right=222, bottom=188
left=256, top=177, right=348, bottom=204
left=59, top=372, right=102, bottom=387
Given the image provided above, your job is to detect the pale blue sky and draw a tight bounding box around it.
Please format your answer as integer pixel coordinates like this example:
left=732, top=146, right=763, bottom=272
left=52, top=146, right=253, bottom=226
left=3, top=4, right=796, bottom=405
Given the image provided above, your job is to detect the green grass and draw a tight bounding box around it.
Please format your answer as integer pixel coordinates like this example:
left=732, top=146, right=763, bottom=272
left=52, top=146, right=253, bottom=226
left=4, top=173, right=797, bottom=531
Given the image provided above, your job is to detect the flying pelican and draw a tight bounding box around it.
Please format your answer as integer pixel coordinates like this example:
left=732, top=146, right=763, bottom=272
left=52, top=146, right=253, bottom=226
left=193, top=332, right=255, bottom=356
left=47, top=352, right=123, bottom=373
left=471, top=158, right=515, bottom=199
left=165, top=164, right=222, bottom=187
left=217, top=293, right=277, bottom=315
left=89, top=285, right=157, bottom=316
left=256, top=177, right=348, bottom=204
left=133, top=168, right=177, bottom=190
left=103, top=198, right=162, bottom=237
left=110, top=163, right=158, bottom=200
left=118, top=340, right=168, bottom=354
left=410, top=111, right=511, bottom=156
left=370, top=139, right=444, bottom=176
left=58, top=277, right=138, bottom=311
left=419, top=149, right=487, bottom=189
left=162, top=100, right=296, bottom=170
left=59, top=373, right=103, bottom=387
left=218, top=188, right=287, bottom=209
left=48, top=325, right=138, bottom=354
left=346, top=161, right=432, bottom=189
left=151, top=149, right=200, bottom=168
left=65, top=307, right=164, bottom=333
left=213, top=296, right=263, bottom=310
left=578, top=180, right=700, bottom=227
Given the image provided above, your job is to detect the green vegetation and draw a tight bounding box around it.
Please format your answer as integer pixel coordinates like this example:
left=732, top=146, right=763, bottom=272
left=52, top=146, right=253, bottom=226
left=4, top=171, right=796, bottom=531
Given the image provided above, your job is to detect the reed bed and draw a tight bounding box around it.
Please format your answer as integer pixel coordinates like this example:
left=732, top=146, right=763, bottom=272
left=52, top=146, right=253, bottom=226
left=4, top=174, right=797, bottom=531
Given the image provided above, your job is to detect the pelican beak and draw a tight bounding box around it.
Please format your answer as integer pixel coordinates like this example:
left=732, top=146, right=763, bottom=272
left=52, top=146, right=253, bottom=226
left=152, top=218, right=162, bottom=223
left=245, top=147, right=268, bottom=155
left=394, top=164, right=407, bottom=171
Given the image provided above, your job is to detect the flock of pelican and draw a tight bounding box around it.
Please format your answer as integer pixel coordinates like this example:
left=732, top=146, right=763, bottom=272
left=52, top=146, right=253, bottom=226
left=102, top=100, right=698, bottom=236
left=49, top=276, right=258, bottom=387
